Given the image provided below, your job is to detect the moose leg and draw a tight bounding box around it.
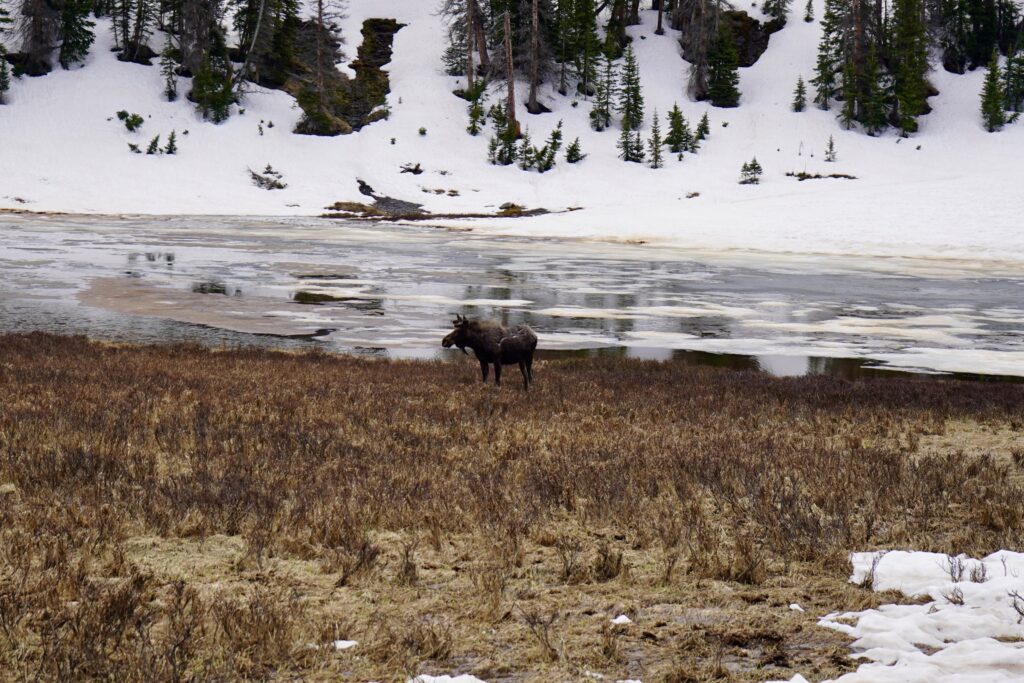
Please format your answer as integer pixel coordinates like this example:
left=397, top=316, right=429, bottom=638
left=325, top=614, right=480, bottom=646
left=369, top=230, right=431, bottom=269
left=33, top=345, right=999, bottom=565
left=480, top=360, right=489, bottom=383
left=494, top=363, right=502, bottom=386
left=526, top=355, right=534, bottom=381
left=519, top=361, right=529, bottom=390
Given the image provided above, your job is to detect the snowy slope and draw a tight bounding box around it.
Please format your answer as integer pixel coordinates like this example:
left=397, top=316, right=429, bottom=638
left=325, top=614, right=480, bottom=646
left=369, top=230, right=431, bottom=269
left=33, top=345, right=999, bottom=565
left=2, top=1, right=1024, bottom=266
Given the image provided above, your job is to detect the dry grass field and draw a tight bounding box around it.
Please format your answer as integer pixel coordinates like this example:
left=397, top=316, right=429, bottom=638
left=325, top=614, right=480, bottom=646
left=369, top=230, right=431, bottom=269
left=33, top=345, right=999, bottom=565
left=1, top=333, right=1022, bottom=682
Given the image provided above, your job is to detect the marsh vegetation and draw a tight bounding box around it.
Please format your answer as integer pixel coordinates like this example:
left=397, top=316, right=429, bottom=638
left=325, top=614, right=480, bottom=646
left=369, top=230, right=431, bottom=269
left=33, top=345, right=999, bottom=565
left=0, top=333, right=1021, bottom=681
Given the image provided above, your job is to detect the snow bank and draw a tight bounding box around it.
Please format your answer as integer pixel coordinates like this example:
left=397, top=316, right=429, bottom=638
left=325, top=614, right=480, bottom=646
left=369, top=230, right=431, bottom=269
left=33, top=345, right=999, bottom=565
left=776, top=550, right=1024, bottom=682
left=3, top=1, right=1024, bottom=266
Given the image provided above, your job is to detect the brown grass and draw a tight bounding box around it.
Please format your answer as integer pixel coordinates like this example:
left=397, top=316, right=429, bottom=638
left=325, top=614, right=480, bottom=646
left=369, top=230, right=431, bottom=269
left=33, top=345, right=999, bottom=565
left=0, top=333, right=1022, bottom=681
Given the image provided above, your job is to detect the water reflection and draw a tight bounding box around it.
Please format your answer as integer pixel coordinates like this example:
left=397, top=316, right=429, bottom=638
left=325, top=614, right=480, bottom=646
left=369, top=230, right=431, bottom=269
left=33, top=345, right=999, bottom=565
left=0, top=214, right=1022, bottom=379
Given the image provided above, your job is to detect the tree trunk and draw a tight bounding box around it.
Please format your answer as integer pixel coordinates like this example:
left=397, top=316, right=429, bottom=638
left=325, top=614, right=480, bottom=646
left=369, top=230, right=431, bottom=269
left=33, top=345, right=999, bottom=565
left=474, top=8, right=490, bottom=72
left=656, top=0, right=665, bottom=33
left=466, top=0, right=475, bottom=89
left=628, top=0, right=641, bottom=25
left=504, top=12, right=519, bottom=135
left=527, top=0, right=542, bottom=113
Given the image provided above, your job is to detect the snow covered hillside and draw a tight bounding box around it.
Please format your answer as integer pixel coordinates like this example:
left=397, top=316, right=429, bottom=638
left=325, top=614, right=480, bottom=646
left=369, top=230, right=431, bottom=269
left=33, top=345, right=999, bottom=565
left=2, top=0, right=1023, bottom=266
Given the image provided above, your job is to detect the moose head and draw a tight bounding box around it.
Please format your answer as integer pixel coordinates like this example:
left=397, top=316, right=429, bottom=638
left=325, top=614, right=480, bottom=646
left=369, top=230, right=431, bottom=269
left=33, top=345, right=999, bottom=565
left=442, top=314, right=471, bottom=354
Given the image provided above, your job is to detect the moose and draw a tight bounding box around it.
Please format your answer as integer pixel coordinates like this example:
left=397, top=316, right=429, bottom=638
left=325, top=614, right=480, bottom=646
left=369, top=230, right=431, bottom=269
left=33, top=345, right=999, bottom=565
left=442, top=315, right=538, bottom=390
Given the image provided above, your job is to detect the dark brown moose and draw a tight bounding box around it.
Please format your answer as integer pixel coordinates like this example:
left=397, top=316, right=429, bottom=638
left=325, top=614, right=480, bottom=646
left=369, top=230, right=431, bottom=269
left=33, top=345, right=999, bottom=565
left=442, top=315, right=538, bottom=390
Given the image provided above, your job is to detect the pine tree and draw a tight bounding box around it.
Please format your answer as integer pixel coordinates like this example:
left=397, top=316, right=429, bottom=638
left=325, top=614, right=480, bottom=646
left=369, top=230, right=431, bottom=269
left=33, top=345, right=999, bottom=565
left=981, top=51, right=1007, bottom=131
left=146, top=134, right=161, bottom=154
left=812, top=0, right=846, bottom=109
left=488, top=103, right=519, bottom=165
left=695, top=112, right=711, bottom=141
left=565, top=137, right=586, bottom=162
left=160, top=39, right=178, bottom=102
left=665, top=103, right=687, bottom=153
left=891, top=0, right=929, bottom=134
left=763, top=0, right=791, bottom=24
left=739, top=157, right=762, bottom=183
left=1003, top=50, right=1024, bottom=112
left=164, top=130, right=178, bottom=154
left=839, top=59, right=857, bottom=129
left=191, top=30, right=235, bottom=123
left=680, top=117, right=695, bottom=154
left=824, top=134, right=837, bottom=161
left=648, top=109, right=664, bottom=168
left=792, top=76, right=807, bottom=111
left=534, top=120, right=563, bottom=172
left=59, top=0, right=95, bottom=69
left=0, top=46, right=10, bottom=105
left=617, top=112, right=644, bottom=162
left=707, top=23, right=740, bottom=107
left=518, top=129, right=536, bottom=170
left=803, top=0, right=813, bottom=21
left=590, top=50, right=617, bottom=131
left=466, top=83, right=487, bottom=135
left=861, top=47, right=888, bottom=135
left=616, top=45, right=643, bottom=130
left=572, top=0, right=601, bottom=97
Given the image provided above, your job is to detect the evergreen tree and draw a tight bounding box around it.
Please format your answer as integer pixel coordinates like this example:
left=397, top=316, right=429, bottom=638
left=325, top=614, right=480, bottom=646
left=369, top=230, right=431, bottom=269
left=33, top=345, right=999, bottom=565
left=839, top=59, right=857, bottom=129
left=191, top=30, right=235, bottom=123
left=565, top=137, right=586, bottom=162
left=146, top=134, right=161, bottom=154
left=706, top=23, right=740, bottom=107
left=488, top=102, right=519, bottom=165
left=891, top=0, right=929, bottom=134
left=164, top=130, right=178, bottom=154
left=0, top=46, right=9, bottom=104
left=824, top=134, right=837, bottom=161
left=803, top=0, right=813, bottom=21
left=695, top=112, right=711, bottom=141
left=616, top=45, right=643, bottom=130
left=571, top=0, right=600, bottom=96
left=1003, top=50, right=1024, bottom=112
left=763, top=0, right=791, bottom=24
left=59, top=0, right=95, bottom=69
left=590, top=49, right=617, bottom=130
left=861, top=47, right=889, bottom=135
left=466, top=83, right=487, bottom=135
left=665, top=103, right=687, bottom=152
left=981, top=50, right=1007, bottom=131
left=680, top=117, right=695, bottom=153
left=792, top=76, right=807, bottom=111
left=739, top=157, right=763, bottom=183
left=617, top=112, right=644, bottom=162
left=160, top=39, right=178, bottom=101
left=812, top=0, right=847, bottom=109
left=648, top=109, right=664, bottom=168
left=534, top=120, right=563, bottom=172
left=518, top=129, right=535, bottom=170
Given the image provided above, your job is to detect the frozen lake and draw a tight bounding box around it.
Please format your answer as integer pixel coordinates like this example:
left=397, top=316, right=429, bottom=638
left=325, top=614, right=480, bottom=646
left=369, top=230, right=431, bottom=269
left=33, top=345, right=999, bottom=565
left=1, top=213, right=1022, bottom=378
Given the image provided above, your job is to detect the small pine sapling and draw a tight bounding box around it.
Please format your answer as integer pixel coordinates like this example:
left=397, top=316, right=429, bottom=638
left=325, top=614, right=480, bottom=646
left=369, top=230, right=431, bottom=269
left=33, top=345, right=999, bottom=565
left=518, top=130, right=536, bottom=170
left=824, top=135, right=837, bottom=161
left=534, top=121, right=564, bottom=173
left=160, top=39, right=178, bottom=102
left=466, top=82, right=487, bottom=136
left=665, top=104, right=686, bottom=154
left=739, top=157, right=763, bottom=184
left=695, top=113, right=710, bottom=142
left=164, top=130, right=178, bottom=154
left=146, top=135, right=161, bottom=154
left=127, top=143, right=141, bottom=153
left=565, top=138, right=586, bottom=163
left=793, top=76, right=807, bottom=112
left=804, top=0, right=814, bottom=21
left=981, top=51, right=1007, bottom=132
left=117, top=111, right=145, bottom=132
left=648, top=109, right=664, bottom=168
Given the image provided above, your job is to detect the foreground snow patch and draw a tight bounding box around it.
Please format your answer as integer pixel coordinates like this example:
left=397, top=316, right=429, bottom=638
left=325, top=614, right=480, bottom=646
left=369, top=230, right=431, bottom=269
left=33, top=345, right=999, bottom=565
left=777, top=550, right=1024, bottom=682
